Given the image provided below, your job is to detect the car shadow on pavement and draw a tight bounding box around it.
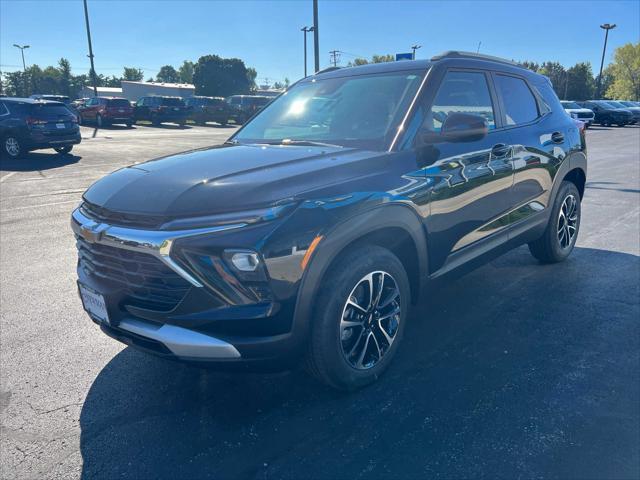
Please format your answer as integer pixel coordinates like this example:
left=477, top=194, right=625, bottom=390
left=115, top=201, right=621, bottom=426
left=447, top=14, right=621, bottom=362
left=79, top=246, right=640, bottom=480
left=0, top=151, right=81, bottom=172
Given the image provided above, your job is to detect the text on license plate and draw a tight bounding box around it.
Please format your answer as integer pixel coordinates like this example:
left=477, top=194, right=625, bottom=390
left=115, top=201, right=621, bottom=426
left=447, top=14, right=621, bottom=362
left=56, top=123, right=66, bottom=129
left=78, top=283, right=109, bottom=323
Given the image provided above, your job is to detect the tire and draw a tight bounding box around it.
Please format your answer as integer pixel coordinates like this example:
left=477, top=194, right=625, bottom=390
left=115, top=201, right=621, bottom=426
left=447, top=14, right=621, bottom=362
left=3, top=135, right=23, bottom=159
left=126, top=122, right=133, bottom=128
left=54, top=146, right=72, bottom=154
left=306, top=245, right=410, bottom=390
left=78, top=115, right=83, bottom=126
left=151, top=114, right=160, bottom=126
left=602, top=119, right=610, bottom=127
left=616, top=123, right=626, bottom=127
left=528, top=181, right=581, bottom=264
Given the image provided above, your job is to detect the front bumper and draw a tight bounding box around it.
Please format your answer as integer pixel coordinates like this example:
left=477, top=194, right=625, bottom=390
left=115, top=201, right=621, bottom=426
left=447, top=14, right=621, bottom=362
left=71, top=207, right=307, bottom=368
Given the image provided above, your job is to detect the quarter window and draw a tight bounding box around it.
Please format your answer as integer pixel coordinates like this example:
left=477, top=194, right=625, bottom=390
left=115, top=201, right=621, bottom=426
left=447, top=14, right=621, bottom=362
left=495, top=75, right=539, bottom=125
left=425, top=71, right=496, bottom=131
left=0, top=102, right=9, bottom=115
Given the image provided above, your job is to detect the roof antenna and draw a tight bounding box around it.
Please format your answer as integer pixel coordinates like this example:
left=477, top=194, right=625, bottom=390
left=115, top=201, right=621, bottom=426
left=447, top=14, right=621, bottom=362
left=476, top=41, right=482, bottom=53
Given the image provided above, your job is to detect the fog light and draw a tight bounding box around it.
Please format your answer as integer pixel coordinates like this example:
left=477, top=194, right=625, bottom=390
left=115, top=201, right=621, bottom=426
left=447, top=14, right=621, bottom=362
left=230, top=251, right=260, bottom=272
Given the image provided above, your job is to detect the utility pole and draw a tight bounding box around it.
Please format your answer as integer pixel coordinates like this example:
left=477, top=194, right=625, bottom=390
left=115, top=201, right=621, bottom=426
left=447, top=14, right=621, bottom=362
left=329, top=50, right=341, bottom=67
left=301, top=26, right=314, bottom=77
left=82, top=0, right=98, bottom=96
left=411, top=44, right=422, bottom=60
left=313, top=0, right=320, bottom=73
left=564, top=70, right=570, bottom=100
left=596, top=23, right=616, bottom=98
left=13, top=44, right=29, bottom=96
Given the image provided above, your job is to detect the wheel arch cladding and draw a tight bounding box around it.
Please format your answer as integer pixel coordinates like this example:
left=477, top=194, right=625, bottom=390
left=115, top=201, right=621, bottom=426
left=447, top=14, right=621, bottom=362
left=292, top=204, right=429, bottom=340
left=563, top=167, right=586, bottom=199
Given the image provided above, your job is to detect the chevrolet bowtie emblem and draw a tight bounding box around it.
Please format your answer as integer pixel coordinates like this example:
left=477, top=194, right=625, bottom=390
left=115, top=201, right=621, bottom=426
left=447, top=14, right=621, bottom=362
left=79, top=222, right=108, bottom=243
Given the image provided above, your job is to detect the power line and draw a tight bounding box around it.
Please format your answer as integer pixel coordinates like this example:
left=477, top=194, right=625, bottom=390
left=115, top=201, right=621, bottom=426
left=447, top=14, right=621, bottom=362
left=329, top=50, right=341, bottom=67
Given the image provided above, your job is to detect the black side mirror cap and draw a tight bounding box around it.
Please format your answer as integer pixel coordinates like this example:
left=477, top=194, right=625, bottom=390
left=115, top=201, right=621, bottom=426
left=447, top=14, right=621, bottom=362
left=418, top=112, right=489, bottom=145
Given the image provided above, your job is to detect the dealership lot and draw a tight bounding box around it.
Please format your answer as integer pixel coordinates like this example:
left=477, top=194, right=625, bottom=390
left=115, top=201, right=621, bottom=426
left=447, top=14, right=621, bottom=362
left=0, top=124, right=638, bottom=478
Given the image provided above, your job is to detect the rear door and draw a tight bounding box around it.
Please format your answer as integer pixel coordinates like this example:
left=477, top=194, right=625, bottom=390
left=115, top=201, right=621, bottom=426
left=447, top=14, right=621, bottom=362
left=30, top=103, right=77, bottom=135
left=419, top=69, right=515, bottom=272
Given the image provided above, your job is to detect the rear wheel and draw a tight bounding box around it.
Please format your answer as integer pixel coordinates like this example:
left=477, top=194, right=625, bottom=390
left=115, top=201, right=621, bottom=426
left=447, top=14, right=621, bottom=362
left=54, top=146, right=73, bottom=155
left=306, top=245, right=410, bottom=390
left=528, top=181, right=581, bottom=263
left=151, top=114, right=160, bottom=126
left=3, top=135, right=23, bottom=159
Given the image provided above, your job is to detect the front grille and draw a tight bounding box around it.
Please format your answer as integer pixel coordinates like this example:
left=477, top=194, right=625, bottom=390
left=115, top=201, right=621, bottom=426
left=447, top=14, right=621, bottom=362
left=76, top=236, right=191, bottom=311
left=81, top=202, right=166, bottom=229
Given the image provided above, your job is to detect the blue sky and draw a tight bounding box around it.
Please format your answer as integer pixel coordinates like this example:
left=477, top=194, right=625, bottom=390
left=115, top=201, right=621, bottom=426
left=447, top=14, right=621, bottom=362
left=1, top=0, right=638, bottom=86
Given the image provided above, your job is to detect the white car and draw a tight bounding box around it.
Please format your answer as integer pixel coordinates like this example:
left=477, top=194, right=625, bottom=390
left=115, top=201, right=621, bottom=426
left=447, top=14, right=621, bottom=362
left=561, top=101, right=594, bottom=128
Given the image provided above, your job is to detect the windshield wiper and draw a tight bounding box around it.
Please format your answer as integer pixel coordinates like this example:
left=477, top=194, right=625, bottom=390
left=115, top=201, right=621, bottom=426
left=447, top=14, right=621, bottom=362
left=270, top=139, right=343, bottom=148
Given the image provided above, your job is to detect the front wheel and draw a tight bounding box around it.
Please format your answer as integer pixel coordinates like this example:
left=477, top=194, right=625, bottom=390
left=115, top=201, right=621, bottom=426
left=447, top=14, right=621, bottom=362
left=306, top=245, right=410, bottom=390
left=54, top=146, right=73, bottom=154
left=528, top=181, right=581, bottom=263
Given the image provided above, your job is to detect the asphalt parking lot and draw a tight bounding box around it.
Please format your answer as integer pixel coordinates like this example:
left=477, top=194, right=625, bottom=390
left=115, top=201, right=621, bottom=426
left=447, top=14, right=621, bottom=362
left=1, top=124, right=639, bottom=479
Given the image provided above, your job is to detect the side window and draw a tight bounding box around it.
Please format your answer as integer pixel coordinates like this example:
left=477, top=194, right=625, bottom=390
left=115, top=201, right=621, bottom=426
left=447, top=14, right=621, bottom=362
left=424, top=71, right=496, bottom=132
left=495, top=75, right=539, bottom=126
left=0, top=102, right=9, bottom=116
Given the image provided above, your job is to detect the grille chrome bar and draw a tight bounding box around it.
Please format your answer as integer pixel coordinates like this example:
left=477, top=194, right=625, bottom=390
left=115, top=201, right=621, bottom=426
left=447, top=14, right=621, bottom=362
left=71, top=207, right=247, bottom=287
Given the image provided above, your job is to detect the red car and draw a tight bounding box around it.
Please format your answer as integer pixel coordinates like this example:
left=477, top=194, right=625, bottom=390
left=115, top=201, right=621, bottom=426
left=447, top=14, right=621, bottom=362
left=78, top=97, right=134, bottom=127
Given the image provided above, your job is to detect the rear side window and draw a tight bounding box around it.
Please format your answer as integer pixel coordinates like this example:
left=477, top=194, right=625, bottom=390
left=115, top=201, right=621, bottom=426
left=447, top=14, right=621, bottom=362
left=495, top=75, right=539, bottom=125
left=425, top=70, right=496, bottom=131
left=161, top=97, right=184, bottom=107
left=107, top=99, right=130, bottom=107
left=0, top=102, right=9, bottom=115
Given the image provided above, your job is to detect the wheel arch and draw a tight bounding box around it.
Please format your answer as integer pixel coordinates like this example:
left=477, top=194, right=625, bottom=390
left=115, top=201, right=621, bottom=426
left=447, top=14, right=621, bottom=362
left=290, top=204, right=428, bottom=341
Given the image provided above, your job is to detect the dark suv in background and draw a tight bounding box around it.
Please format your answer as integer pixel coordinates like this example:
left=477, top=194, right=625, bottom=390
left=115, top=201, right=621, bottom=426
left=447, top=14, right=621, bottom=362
left=185, top=96, right=233, bottom=125
left=78, top=97, right=134, bottom=127
left=579, top=100, right=633, bottom=126
left=72, top=52, right=586, bottom=390
left=226, top=95, right=271, bottom=123
left=134, top=96, right=189, bottom=126
left=1, top=97, right=80, bottom=158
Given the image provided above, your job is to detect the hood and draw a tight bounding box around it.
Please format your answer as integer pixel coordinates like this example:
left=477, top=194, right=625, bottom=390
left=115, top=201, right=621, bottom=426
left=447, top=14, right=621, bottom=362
left=83, top=143, right=390, bottom=218
left=565, top=108, right=593, bottom=114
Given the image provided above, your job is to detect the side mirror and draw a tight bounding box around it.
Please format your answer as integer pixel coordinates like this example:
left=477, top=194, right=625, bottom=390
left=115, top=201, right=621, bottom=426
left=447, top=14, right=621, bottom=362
left=440, top=112, right=489, bottom=142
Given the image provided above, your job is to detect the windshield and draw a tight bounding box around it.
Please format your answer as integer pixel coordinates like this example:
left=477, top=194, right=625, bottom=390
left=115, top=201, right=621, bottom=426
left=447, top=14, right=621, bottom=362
left=107, top=99, right=130, bottom=107
left=233, top=70, right=425, bottom=150
left=605, top=101, right=625, bottom=108
left=562, top=101, right=581, bottom=109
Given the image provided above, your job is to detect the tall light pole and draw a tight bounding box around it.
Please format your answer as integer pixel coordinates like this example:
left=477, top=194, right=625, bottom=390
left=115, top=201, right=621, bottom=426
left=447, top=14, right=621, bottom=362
left=82, top=0, right=98, bottom=96
left=596, top=23, right=616, bottom=98
left=301, top=26, right=314, bottom=77
left=13, top=44, right=29, bottom=71
left=313, top=0, right=320, bottom=73
left=411, top=44, right=422, bottom=60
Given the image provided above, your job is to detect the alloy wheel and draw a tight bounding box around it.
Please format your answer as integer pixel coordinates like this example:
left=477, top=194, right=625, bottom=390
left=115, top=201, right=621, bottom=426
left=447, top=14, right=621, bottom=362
left=557, top=194, right=578, bottom=249
left=5, top=137, right=20, bottom=157
left=340, top=271, right=401, bottom=370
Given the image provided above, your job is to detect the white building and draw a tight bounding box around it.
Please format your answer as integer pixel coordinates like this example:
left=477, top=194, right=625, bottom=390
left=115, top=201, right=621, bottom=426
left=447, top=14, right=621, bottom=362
left=79, top=86, right=123, bottom=98
left=120, top=81, right=195, bottom=101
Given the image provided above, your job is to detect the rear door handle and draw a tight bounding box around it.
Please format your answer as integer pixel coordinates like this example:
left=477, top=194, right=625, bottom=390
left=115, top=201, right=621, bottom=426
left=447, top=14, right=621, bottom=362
left=551, top=131, right=565, bottom=143
left=491, top=143, right=511, bottom=157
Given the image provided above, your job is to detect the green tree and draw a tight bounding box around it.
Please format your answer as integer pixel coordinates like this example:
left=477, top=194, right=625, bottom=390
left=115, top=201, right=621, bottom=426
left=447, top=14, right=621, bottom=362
left=178, top=61, right=194, bottom=83
left=564, top=62, right=595, bottom=100
left=347, top=54, right=394, bottom=66
left=539, top=61, right=566, bottom=94
left=122, top=67, right=144, bottom=81
left=519, top=60, right=540, bottom=72
left=193, top=55, right=252, bottom=96
left=58, top=58, right=72, bottom=97
left=156, top=65, right=180, bottom=83
left=605, top=42, right=640, bottom=100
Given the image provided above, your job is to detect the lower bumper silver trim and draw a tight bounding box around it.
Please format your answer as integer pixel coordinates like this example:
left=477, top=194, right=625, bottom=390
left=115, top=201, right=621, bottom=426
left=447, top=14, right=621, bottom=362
left=119, top=318, right=241, bottom=359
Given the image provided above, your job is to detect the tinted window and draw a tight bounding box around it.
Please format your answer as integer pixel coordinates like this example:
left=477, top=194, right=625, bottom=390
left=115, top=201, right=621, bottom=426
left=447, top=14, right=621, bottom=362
left=31, top=104, right=74, bottom=116
left=228, top=97, right=241, bottom=105
left=495, top=75, right=539, bottom=125
left=107, top=99, right=130, bottom=107
left=0, top=102, right=8, bottom=115
left=562, top=101, right=582, bottom=109
left=161, top=97, right=184, bottom=106
left=425, top=70, right=496, bottom=131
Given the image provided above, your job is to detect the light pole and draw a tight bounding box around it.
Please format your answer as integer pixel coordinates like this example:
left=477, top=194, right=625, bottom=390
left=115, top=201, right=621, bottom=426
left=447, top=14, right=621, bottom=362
left=301, top=26, right=315, bottom=77
left=411, top=44, right=422, bottom=60
left=596, top=23, right=616, bottom=98
left=82, top=0, right=98, bottom=96
left=13, top=44, right=29, bottom=71
left=313, top=0, right=320, bottom=73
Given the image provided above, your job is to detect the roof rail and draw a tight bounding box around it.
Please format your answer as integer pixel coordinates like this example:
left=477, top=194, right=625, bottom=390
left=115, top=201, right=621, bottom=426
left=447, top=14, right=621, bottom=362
left=314, top=66, right=341, bottom=75
left=430, top=51, right=521, bottom=67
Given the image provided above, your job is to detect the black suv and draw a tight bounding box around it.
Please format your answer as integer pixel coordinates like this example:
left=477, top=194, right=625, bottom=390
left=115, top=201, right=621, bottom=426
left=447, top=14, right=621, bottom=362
left=185, top=96, right=233, bottom=125
left=72, top=52, right=586, bottom=389
left=1, top=97, right=81, bottom=158
left=134, top=96, right=189, bottom=126
left=226, top=95, right=271, bottom=124
left=579, top=100, right=634, bottom=126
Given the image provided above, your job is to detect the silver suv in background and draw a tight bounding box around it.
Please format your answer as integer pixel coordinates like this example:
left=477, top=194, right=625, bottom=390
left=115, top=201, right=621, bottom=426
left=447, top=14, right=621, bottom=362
left=561, top=101, right=595, bottom=128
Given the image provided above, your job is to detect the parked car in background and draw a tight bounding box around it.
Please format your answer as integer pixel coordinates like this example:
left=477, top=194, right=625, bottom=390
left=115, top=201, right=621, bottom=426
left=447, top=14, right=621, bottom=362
left=72, top=52, right=587, bottom=390
left=607, top=100, right=640, bottom=124
left=72, top=98, right=90, bottom=110
left=1, top=97, right=80, bottom=158
left=134, top=96, right=189, bottom=126
left=185, top=96, right=233, bottom=125
left=78, top=97, right=134, bottom=127
left=30, top=94, right=72, bottom=106
left=561, top=101, right=594, bottom=128
left=579, top=100, right=633, bottom=127
left=225, top=95, right=271, bottom=124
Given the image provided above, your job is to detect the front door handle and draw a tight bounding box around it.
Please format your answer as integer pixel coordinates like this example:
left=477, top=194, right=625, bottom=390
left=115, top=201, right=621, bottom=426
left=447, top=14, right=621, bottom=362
left=551, top=131, right=565, bottom=144
left=491, top=143, right=511, bottom=157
